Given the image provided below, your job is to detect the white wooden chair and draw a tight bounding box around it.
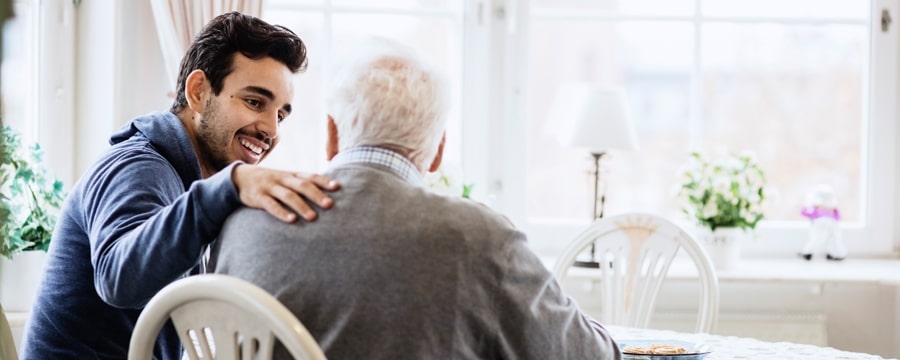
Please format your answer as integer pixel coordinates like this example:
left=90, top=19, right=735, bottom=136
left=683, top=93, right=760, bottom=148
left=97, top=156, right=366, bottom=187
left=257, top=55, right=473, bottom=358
left=0, top=303, right=17, bottom=360
left=128, top=274, right=326, bottom=360
left=552, top=213, right=719, bottom=333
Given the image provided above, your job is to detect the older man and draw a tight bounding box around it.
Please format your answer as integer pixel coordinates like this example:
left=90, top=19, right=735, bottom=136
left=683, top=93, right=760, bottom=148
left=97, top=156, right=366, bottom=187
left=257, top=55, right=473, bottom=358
left=211, top=39, right=621, bottom=360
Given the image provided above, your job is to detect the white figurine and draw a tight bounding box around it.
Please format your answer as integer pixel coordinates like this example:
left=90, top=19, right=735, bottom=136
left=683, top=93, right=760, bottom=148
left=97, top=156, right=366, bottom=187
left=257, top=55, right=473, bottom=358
left=799, top=185, right=846, bottom=261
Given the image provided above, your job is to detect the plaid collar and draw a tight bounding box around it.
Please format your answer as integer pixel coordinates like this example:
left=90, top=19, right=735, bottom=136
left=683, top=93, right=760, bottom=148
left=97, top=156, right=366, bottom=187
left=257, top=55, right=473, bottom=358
left=328, top=146, right=423, bottom=187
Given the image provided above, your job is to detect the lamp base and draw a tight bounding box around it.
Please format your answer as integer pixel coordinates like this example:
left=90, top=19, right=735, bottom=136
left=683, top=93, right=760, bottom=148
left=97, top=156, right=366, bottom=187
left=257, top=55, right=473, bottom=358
left=572, top=260, right=601, bottom=269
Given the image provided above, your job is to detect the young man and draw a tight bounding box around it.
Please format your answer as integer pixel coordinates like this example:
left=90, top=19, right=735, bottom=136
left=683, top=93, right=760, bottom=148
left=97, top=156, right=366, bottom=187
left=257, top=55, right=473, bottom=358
left=211, top=39, right=621, bottom=360
left=22, top=12, right=337, bottom=359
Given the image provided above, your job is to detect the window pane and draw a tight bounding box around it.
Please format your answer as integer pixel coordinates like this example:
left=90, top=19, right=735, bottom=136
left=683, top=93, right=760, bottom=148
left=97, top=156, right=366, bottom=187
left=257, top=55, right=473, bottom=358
left=330, top=14, right=463, bottom=164
left=701, top=23, right=866, bottom=222
left=267, top=0, right=322, bottom=7
left=526, top=20, right=693, bottom=219
left=532, top=0, right=695, bottom=16
left=1, top=0, right=36, bottom=142
left=331, top=0, right=459, bottom=11
left=702, top=0, right=868, bottom=19
left=258, top=11, right=327, bottom=172
left=267, top=0, right=458, bottom=11
left=259, top=10, right=463, bottom=172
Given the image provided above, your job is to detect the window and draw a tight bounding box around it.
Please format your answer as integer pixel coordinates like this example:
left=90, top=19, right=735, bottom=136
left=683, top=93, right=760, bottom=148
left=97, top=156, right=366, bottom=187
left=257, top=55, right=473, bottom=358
left=257, top=0, right=896, bottom=256
left=17, top=0, right=898, bottom=257
left=2, top=0, right=37, bottom=140
left=497, top=0, right=897, bottom=256
left=1, top=0, right=74, bottom=185
left=260, top=1, right=467, bottom=173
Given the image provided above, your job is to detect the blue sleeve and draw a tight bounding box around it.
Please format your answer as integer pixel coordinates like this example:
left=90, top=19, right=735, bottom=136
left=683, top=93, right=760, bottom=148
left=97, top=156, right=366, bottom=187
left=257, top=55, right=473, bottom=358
left=83, top=149, right=242, bottom=308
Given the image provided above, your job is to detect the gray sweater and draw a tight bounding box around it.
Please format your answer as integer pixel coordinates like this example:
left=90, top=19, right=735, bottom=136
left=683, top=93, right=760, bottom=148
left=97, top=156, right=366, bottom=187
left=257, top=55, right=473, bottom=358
left=210, top=159, right=621, bottom=360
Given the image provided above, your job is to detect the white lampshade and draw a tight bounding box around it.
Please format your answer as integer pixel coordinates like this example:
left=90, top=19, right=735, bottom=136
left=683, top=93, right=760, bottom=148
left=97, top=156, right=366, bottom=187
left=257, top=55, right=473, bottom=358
left=550, top=83, right=639, bottom=153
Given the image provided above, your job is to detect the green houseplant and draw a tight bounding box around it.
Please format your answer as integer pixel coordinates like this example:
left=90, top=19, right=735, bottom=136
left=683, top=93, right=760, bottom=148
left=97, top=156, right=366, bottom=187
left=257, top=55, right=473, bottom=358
left=675, top=151, right=767, bottom=270
left=0, top=125, right=66, bottom=259
left=676, top=151, right=767, bottom=232
left=425, top=162, right=474, bottom=199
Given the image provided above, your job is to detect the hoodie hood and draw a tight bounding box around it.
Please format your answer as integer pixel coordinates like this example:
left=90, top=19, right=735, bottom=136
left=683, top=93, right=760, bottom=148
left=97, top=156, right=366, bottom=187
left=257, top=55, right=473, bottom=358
left=110, top=111, right=202, bottom=190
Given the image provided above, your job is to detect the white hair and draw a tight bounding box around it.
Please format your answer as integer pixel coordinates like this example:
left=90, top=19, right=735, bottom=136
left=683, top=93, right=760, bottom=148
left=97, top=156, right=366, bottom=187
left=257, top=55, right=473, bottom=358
left=326, top=38, right=450, bottom=171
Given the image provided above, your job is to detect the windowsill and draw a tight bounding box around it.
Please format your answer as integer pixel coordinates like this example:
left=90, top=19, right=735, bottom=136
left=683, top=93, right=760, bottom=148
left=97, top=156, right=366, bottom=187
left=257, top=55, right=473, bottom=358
left=522, top=219, right=899, bottom=261
left=549, top=256, right=900, bottom=285
left=672, top=257, right=900, bottom=284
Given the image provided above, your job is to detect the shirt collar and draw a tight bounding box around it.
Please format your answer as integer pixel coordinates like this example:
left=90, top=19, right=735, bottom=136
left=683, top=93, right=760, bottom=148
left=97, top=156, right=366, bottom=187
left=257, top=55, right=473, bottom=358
left=328, top=146, right=423, bottom=187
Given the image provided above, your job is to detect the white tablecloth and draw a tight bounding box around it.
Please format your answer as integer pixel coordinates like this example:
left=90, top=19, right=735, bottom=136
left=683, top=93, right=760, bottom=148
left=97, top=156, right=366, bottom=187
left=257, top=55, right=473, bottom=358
left=609, top=326, right=889, bottom=359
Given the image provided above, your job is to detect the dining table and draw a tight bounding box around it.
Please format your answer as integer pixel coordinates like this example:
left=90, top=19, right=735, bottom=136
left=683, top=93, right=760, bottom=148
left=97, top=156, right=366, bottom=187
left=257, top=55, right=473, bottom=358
left=609, top=325, right=891, bottom=359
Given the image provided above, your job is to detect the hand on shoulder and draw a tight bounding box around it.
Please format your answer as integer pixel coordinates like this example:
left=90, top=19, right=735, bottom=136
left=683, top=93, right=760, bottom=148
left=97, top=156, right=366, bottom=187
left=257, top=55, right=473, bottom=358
left=231, top=164, right=340, bottom=222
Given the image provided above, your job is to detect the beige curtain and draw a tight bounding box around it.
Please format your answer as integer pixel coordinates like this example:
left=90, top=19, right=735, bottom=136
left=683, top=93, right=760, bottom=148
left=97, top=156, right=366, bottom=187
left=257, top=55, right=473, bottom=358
left=151, top=0, right=264, bottom=93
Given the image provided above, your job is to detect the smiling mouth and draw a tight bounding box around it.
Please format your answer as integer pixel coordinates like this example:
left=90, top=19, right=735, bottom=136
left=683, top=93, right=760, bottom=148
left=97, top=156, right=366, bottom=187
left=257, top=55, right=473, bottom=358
left=240, top=138, right=264, bottom=156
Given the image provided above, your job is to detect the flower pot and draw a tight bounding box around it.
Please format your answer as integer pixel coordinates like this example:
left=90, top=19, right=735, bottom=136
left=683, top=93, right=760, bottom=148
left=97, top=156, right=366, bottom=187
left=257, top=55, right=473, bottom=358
left=0, top=250, right=48, bottom=312
left=705, top=227, right=747, bottom=271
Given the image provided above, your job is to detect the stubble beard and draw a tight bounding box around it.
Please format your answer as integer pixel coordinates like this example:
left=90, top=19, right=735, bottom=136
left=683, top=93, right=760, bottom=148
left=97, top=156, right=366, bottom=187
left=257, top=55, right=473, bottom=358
left=196, top=98, right=234, bottom=172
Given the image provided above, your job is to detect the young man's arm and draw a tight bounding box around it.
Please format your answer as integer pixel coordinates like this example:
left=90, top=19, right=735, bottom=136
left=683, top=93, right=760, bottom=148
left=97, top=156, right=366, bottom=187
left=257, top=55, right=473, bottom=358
left=87, top=152, right=335, bottom=308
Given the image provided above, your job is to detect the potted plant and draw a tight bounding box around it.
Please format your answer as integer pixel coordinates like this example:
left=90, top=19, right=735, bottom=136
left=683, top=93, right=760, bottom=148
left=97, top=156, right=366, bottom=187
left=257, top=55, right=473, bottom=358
left=425, top=162, right=475, bottom=199
left=676, top=151, right=767, bottom=270
left=0, top=124, right=66, bottom=311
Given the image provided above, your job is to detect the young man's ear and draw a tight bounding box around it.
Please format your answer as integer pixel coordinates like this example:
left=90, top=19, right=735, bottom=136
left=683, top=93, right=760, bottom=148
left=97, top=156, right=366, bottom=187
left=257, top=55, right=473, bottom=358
left=326, top=115, right=339, bottom=161
left=428, top=133, right=446, bottom=173
left=184, top=69, right=210, bottom=114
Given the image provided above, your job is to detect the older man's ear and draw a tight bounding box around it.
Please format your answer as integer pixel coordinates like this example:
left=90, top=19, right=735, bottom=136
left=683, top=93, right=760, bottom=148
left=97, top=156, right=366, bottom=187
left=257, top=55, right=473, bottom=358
left=428, top=133, right=446, bottom=173
left=327, top=115, right=339, bottom=161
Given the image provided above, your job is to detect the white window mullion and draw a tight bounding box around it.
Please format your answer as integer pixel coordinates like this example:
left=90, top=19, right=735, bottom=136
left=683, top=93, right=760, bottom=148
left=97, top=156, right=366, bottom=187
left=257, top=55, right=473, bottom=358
left=321, top=0, right=334, bottom=101
left=690, top=0, right=703, bottom=149
left=492, top=0, right=530, bottom=225
left=460, top=0, right=493, bottom=202
left=870, top=0, right=899, bottom=255
left=37, top=0, right=75, bottom=186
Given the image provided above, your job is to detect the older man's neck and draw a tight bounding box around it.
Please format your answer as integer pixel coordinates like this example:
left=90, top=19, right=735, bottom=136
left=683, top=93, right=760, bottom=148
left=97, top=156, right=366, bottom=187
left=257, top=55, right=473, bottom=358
left=373, top=144, right=427, bottom=174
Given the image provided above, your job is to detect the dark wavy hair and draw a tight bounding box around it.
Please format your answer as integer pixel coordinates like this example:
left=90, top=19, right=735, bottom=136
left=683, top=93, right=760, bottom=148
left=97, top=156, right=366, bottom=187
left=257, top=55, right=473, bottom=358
left=169, top=11, right=308, bottom=113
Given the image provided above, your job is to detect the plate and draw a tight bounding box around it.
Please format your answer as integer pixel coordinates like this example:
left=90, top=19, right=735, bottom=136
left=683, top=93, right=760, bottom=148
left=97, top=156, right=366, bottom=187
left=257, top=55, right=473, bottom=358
left=617, top=339, right=711, bottom=360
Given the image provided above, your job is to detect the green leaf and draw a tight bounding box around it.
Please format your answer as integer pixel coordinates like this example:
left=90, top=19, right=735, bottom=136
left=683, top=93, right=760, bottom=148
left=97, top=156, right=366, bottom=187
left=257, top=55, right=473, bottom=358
left=0, top=124, right=66, bottom=259
left=462, top=183, right=475, bottom=199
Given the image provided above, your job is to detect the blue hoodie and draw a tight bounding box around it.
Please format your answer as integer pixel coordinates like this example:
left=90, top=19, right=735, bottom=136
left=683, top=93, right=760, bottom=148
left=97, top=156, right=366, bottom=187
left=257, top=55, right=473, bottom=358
left=22, top=112, right=242, bottom=359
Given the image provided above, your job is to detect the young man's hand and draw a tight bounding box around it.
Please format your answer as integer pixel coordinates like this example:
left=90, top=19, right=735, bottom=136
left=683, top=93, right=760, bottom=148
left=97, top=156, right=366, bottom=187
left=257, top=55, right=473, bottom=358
left=232, top=164, right=340, bottom=222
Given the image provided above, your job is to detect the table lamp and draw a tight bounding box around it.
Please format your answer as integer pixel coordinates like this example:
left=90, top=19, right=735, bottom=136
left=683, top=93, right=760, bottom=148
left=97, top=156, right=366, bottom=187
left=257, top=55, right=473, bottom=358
left=549, top=83, right=639, bottom=268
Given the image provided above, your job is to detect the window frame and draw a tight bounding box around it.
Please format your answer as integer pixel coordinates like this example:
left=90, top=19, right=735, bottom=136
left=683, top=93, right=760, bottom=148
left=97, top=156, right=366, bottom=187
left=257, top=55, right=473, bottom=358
left=22, top=0, right=900, bottom=258
left=3, top=0, right=75, bottom=185
left=261, top=1, right=470, bottom=174
left=487, top=0, right=898, bottom=257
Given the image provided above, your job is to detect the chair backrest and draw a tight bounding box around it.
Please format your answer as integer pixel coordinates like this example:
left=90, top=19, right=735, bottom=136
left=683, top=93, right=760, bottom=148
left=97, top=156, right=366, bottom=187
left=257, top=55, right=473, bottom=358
left=128, top=274, right=326, bottom=360
left=551, top=213, right=719, bottom=333
left=0, top=303, right=17, bottom=360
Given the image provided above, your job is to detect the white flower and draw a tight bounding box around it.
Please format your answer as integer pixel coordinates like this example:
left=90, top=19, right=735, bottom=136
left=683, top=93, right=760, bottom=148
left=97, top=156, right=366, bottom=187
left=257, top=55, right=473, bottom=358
left=746, top=192, right=761, bottom=204
left=701, top=202, right=719, bottom=219
left=742, top=211, right=756, bottom=224
left=424, top=161, right=475, bottom=198
left=676, top=150, right=768, bottom=231
left=712, top=176, right=730, bottom=193
left=723, top=191, right=738, bottom=205
left=424, top=164, right=463, bottom=197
